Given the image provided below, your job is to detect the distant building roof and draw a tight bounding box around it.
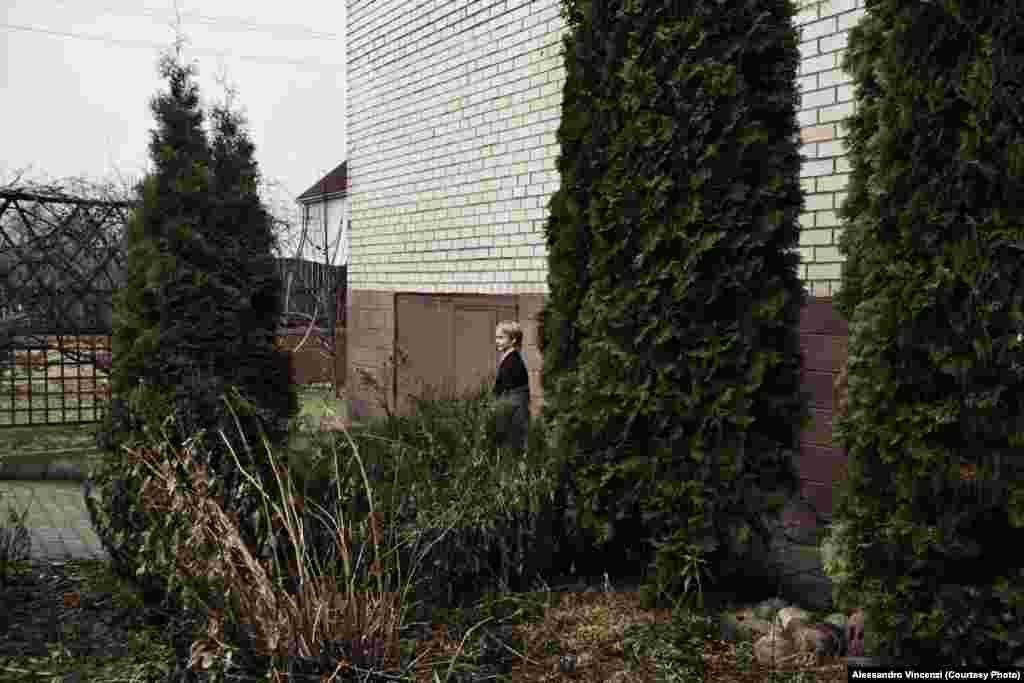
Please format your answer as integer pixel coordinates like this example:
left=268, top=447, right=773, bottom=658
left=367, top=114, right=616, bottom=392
left=297, top=161, right=347, bottom=202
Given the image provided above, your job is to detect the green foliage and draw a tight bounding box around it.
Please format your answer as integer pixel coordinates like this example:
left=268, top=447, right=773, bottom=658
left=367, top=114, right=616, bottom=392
left=86, top=54, right=298, bottom=609
left=540, top=0, right=809, bottom=607
left=620, top=608, right=718, bottom=680
left=829, top=0, right=1024, bottom=666
left=0, top=493, right=31, bottom=586
left=277, top=374, right=578, bottom=611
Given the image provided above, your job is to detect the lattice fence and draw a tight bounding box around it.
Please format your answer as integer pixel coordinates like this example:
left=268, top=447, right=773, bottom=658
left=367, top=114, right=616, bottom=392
left=1, top=188, right=346, bottom=427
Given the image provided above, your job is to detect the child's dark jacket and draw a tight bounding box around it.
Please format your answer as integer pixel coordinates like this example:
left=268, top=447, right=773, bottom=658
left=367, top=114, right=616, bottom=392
left=494, top=349, right=530, bottom=450
left=494, top=349, right=529, bottom=397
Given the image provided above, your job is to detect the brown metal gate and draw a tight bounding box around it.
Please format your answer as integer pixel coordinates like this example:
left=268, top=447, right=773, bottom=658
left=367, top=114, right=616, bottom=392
left=394, top=293, right=517, bottom=416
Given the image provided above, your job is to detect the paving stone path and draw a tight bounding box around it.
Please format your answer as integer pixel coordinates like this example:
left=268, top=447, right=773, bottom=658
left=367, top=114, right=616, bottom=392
left=0, top=480, right=109, bottom=562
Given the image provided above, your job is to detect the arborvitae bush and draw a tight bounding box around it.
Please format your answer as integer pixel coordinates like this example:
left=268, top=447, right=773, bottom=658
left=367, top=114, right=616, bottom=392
left=829, top=0, right=1024, bottom=666
left=183, top=98, right=298, bottom=528
left=86, top=55, right=297, bottom=607
left=540, top=0, right=809, bottom=606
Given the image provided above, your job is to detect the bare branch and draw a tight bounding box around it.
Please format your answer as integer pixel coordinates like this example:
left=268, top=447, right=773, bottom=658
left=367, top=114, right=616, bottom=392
left=212, top=57, right=239, bottom=113
left=278, top=175, right=347, bottom=356
left=0, top=167, right=33, bottom=190
left=172, top=0, right=186, bottom=59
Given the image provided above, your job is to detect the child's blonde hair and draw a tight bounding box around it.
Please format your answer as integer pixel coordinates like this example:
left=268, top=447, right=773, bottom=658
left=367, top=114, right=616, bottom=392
left=496, top=320, right=523, bottom=349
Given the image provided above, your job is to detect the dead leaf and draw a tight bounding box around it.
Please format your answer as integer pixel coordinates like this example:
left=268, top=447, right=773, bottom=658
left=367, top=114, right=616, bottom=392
left=62, top=591, right=81, bottom=610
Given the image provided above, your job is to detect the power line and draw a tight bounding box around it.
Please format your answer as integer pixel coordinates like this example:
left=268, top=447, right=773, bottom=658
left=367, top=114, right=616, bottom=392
left=46, top=0, right=340, bottom=41
left=0, top=22, right=345, bottom=73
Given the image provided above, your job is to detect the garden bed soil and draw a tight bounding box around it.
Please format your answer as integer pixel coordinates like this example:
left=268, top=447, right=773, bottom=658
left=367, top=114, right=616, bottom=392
left=0, top=558, right=850, bottom=683
left=0, top=558, right=185, bottom=681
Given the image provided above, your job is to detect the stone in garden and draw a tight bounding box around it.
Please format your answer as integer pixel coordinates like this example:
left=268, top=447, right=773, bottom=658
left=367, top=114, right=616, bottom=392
left=753, top=597, right=788, bottom=621
left=847, top=608, right=867, bottom=657
left=776, top=605, right=810, bottom=632
left=754, top=620, right=847, bottom=664
left=718, top=607, right=775, bottom=642
left=754, top=626, right=797, bottom=664
left=717, top=594, right=874, bottom=663
left=717, top=596, right=875, bottom=664
left=792, top=622, right=846, bottom=659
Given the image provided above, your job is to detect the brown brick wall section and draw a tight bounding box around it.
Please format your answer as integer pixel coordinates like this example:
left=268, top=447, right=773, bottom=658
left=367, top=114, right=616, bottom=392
left=517, top=294, right=547, bottom=418
left=345, top=290, right=397, bottom=420
left=787, top=297, right=850, bottom=528
left=344, top=291, right=850, bottom=525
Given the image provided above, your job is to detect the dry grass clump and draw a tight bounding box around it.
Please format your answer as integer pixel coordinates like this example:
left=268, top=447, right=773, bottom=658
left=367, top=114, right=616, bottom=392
left=123, top=393, right=468, bottom=681
left=130, top=440, right=400, bottom=678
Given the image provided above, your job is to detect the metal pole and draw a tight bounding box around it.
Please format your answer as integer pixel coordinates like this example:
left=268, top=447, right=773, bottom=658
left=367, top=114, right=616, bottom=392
left=322, top=190, right=332, bottom=389
left=323, top=190, right=328, bottom=324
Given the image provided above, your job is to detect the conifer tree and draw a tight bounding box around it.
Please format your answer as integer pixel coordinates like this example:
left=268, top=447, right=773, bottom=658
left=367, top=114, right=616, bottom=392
left=199, top=96, right=298, bottom=549
left=540, top=0, right=809, bottom=604
left=828, top=0, right=1024, bottom=665
left=86, top=55, right=297, bottom=602
left=88, top=54, right=211, bottom=592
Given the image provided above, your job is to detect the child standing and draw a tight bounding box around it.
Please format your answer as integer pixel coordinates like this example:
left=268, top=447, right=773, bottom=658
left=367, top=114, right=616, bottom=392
left=494, top=320, right=530, bottom=451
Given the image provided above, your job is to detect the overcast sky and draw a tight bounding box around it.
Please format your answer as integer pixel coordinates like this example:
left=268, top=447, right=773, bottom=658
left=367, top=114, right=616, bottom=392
left=1, top=0, right=347, bottom=244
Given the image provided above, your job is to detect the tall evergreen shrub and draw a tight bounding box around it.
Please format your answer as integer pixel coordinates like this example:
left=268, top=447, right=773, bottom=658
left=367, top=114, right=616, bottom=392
left=829, top=0, right=1024, bottom=666
left=540, top=0, right=809, bottom=604
left=535, top=0, right=604, bottom=574
left=86, top=55, right=298, bottom=604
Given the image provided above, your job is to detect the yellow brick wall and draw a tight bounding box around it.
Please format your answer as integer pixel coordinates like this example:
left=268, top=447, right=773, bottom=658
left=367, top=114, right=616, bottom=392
left=346, top=0, right=867, bottom=297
